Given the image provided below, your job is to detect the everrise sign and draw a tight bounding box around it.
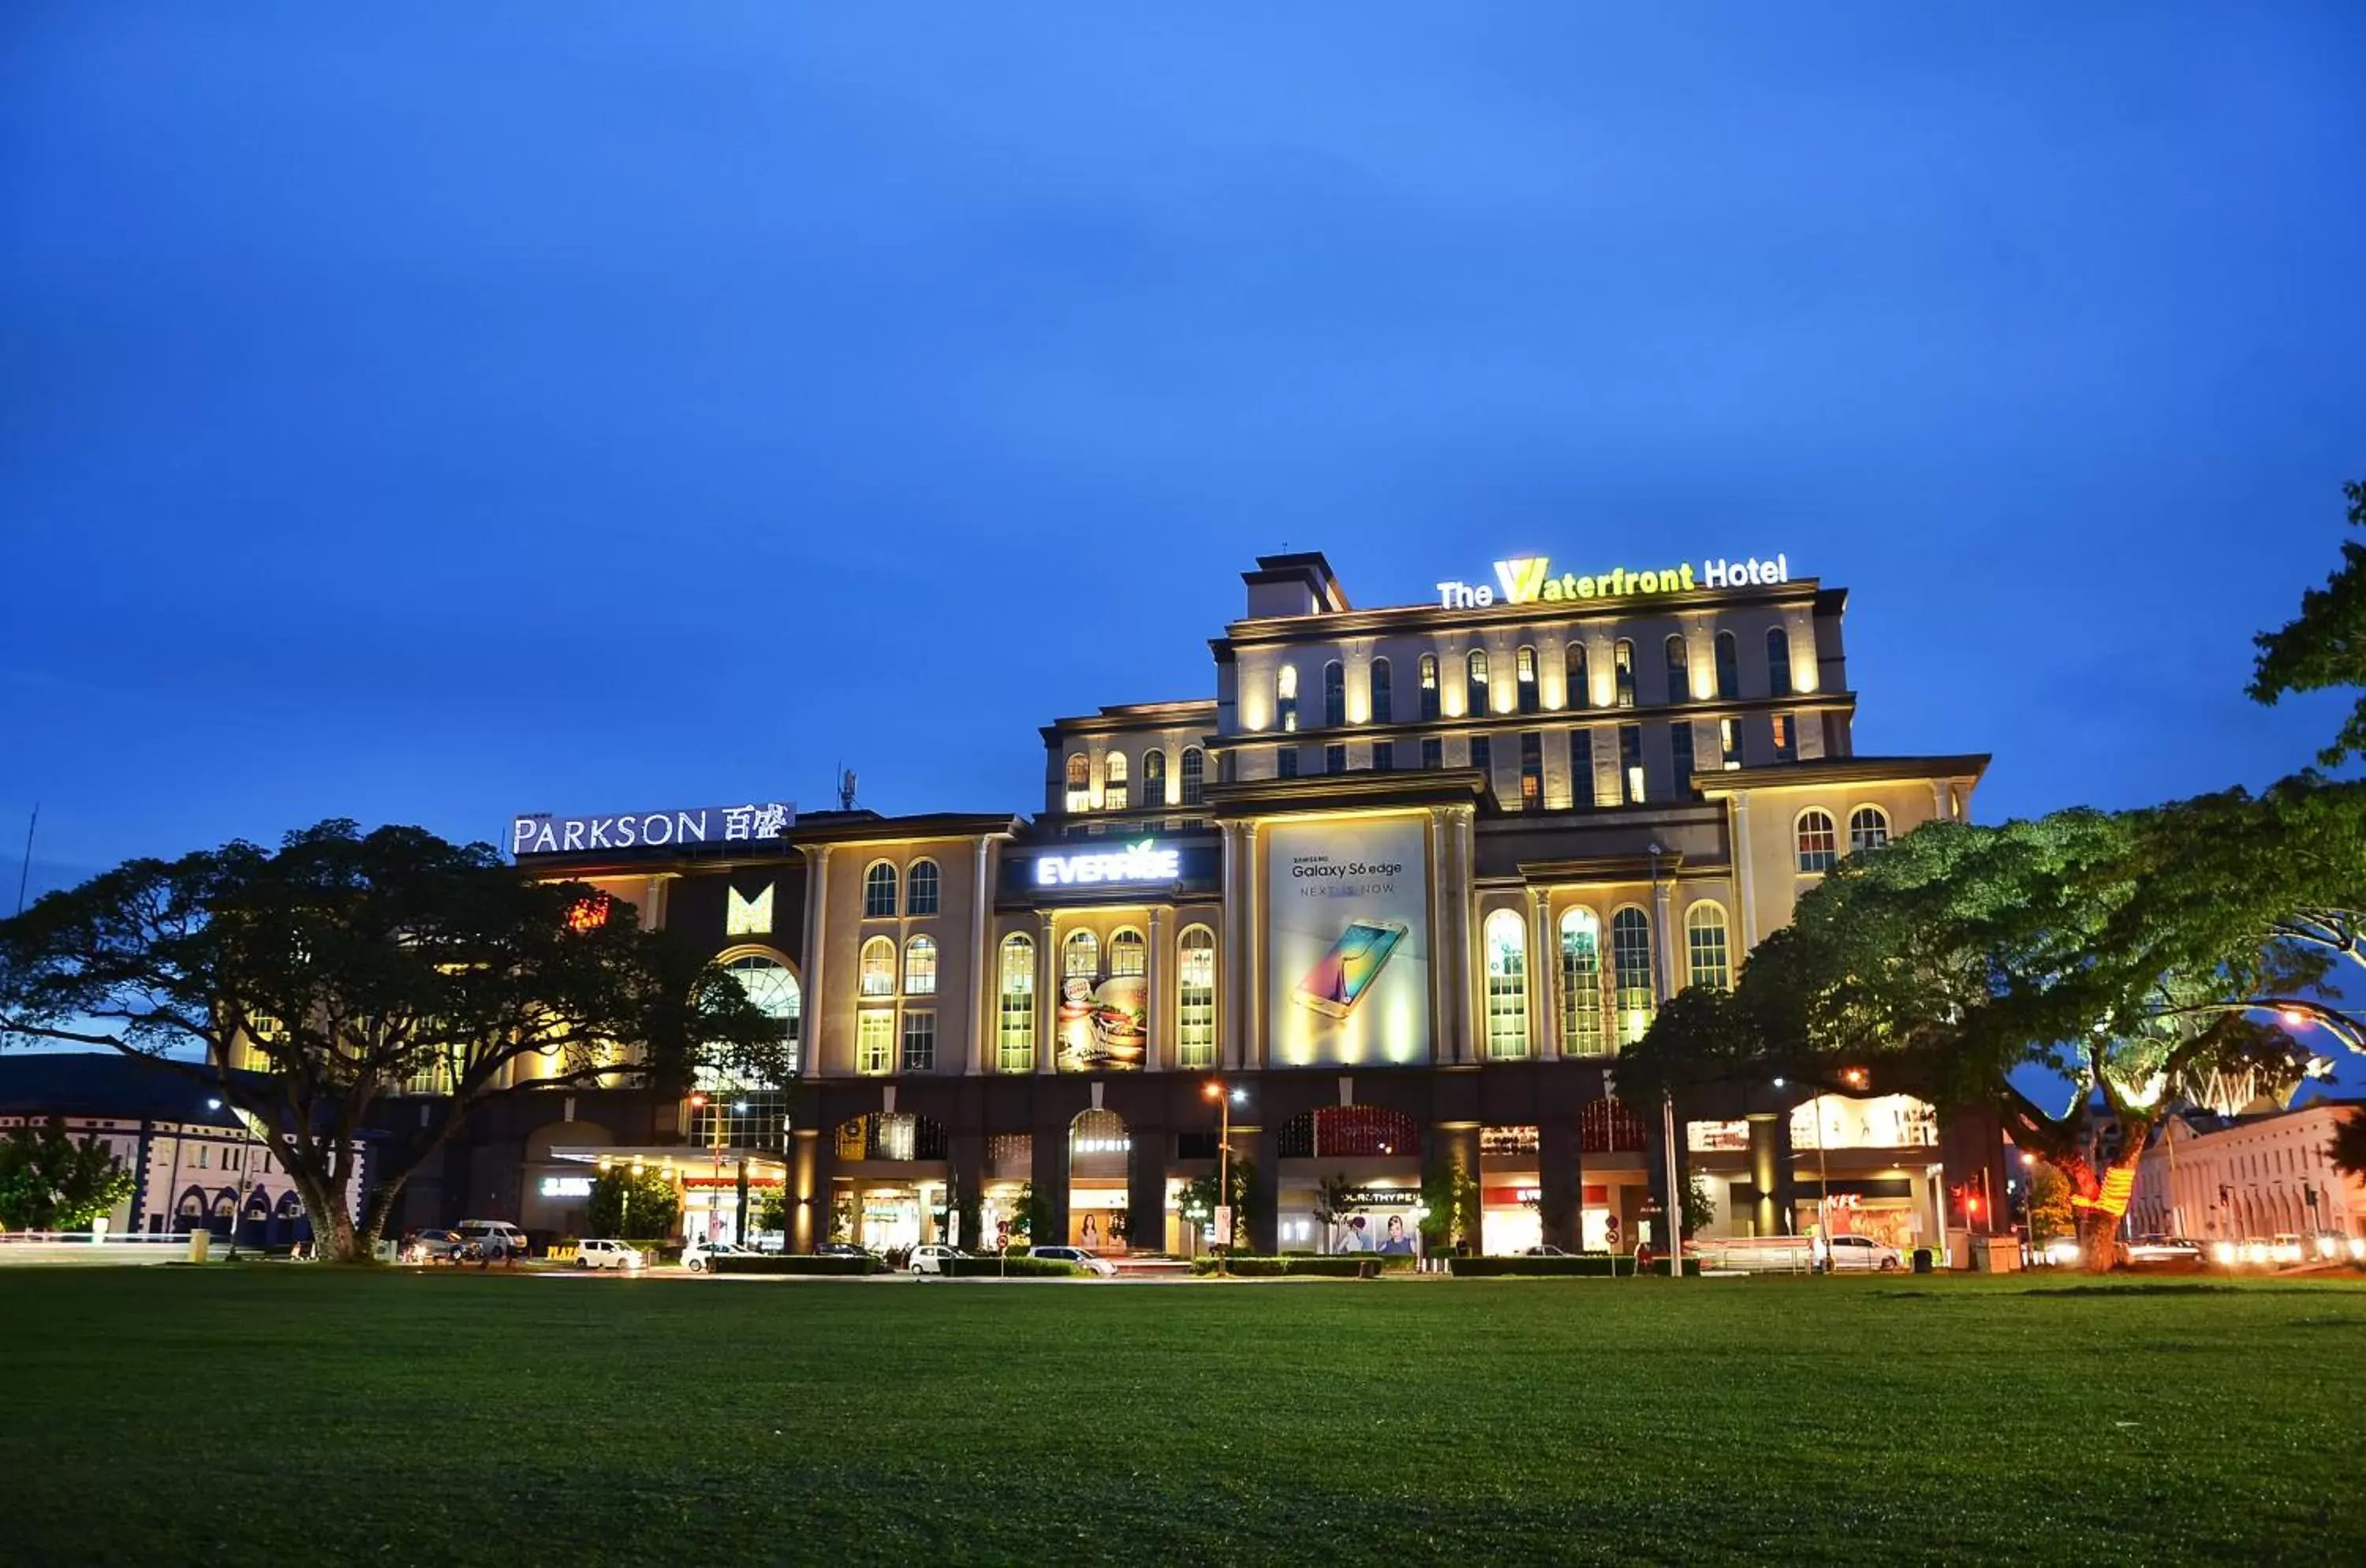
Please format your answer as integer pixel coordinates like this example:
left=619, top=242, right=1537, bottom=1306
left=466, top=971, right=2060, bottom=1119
left=511, top=802, right=793, bottom=857
left=1435, top=553, right=1791, bottom=609
left=1035, top=838, right=1181, bottom=887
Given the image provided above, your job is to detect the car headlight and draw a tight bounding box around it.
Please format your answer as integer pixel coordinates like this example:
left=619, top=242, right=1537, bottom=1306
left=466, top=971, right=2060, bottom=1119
left=2349, top=1238, right=2364, bottom=1262
left=2246, top=1242, right=2270, bottom=1264
left=2211, top=1241, right=2236, bottom=1266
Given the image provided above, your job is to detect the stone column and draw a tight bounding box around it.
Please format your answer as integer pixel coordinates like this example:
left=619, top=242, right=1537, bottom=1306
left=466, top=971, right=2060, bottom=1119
left=1248, top=1123, right=1281, bottom=1256
left=1651, top=875, right=1677, bottom=1005
left=789, top=1126, right=824, bottom=1253
left=1221, top=821, right=1248, bottom=1071
left=1539, top=1117, right=1580, bottom=1253
left=950, top=1130, right=986, bottom=1250
left=1746, top=1113, right=1782, bottom=1238
left=802, top=848, right=830, bottom=1081
left=1146, top=906, right=1170, bottom=1076
left=966, top=838, right=995, bottom=1076
left=1126, top=1122, right=1168, bottom=1252
left=1032, top=1109, right=1071, bottom=1248
left=1429, top=1122, right=1480, bottom=1254
left=1530, top=887, right=1558, bottom=1062
left=1035, top=910, right=1058, bottom=1076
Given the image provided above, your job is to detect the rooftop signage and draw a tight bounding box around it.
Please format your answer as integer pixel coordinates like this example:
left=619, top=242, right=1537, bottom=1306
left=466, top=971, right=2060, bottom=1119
left=512, top=803, right=793, bottom=857
left=1434, top=553, right=1791, bottom=609
left=1035, top=838, right=1181, bottom=887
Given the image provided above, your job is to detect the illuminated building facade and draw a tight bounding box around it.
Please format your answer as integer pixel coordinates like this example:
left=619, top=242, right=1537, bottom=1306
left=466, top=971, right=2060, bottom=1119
left=428, top=550, right=2002, bottom=1257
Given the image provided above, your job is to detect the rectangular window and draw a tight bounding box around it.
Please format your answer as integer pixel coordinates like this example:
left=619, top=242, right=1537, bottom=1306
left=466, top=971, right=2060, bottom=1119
left=1177, top=934, right=1216, bottom=1069
left=1517, top=647, right=1539, bottom=714
left=1619, top=725, right=1645, bottom=805
left=1470, top=735, right=1491, bottom=778
left=1670, top=722, right=1694, bottom=796
left=1420, top=658, right=1440, bottom=720
left=1569, top=728, right=1594, bottom=809
left=1324, top=744, right=1345, bottom=775
left=998, top=952, right=1035, bottom=1073
left=1373, top=741, right=1394, bottom=772
left=1720, top=718, right=1741, bottom=771
left=1278, top=746, right=1299, bottom=779
left=1520, top=731, right=1543, bottom=811
left=1181, top=749, right=1204, bottom=806
left=1371, top=661, right=1393, bottom=724
left=1421, top=737, right=1443, bottom=771
left=900, top=1013, right=935, bottom=1073
left=1772, top=712, right=1798, bottom=763
left=856, top=1012, right=894, bottom=1075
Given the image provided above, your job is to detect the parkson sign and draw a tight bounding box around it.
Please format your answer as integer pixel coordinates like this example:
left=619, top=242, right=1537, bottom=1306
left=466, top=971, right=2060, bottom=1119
left=1434, top=554, right=1791, bottom=610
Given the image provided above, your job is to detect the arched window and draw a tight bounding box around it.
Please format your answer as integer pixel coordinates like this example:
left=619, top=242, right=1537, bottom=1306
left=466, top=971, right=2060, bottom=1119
left=1559, top=908, right=1604, bottom=1055
left=1685, top=903, right=1730, bottom=991
left=1065, top=753, right=1091, bottom=812
left=1849, top=806, right=1891, bottom=855
left=1566, top=642, right=1590, bottom=710
left=1140, top=749, right=1167, bottom=811
left=905, top=859, right=940, bottom=916
left=1465, top=649, right=1490, bottom=716
left=1370, top=658, right=1393, bottom=724
left=903, top=935, right=938, bottom=995
left=1613, top=640, right=1636, bottom=708
left=863, top=862, right=898, bottom=919
left=1276, top=664, right=1299, bottom=733
left=1109, top=928, right=1147, bottom=978
left=1419, top=654, right=1440, bottom=720
left=859, top=936, right=897, bottom=997
left=1797, top=808, right=1838, bottom=872
left=725, top=955, right=803, bottom=1074
left=1483, top=908, right=1528, bottom=1060
left=1181, top=747, right=1206, bottom=807
left=1177, top=926, right=1217, bottom=1068
left=1768, top=627, right=1793, bottom=697
left=997, top=935, right=1036, bottom=1073
left=1610, top=907, right=1654, bottom=1045
left=1665, top=635, right=1690, bottom=703
left=1103, top=752, right=1129, bottom=812
left=1516, top=645, right=1539, bottom=713
left=1323, top=660, right=1345, bottom=727
left=1715, top=631, right=1740, bottom=700
left=1063, top=928, right=1099, bottom=981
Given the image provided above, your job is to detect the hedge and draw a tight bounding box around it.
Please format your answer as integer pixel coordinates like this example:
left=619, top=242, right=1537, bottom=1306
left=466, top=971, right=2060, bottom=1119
left=709, top=1254, right=883, bottom=1277
left=1188, top=1255, right=1416, bottom=1277
left=937, top=1256, right=1082, bottom=1279
left=1446, top=1254, right=1702, bottom=1278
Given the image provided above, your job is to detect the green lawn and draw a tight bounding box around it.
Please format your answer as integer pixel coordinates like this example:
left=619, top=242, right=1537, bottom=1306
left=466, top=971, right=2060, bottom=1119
left=2, top=1269, right=2361, bottom=1565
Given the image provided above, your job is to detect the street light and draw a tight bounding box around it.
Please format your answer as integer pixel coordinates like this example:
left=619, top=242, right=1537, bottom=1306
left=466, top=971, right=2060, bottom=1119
left=206, top=1096, right=260, bottom=1262
left=1202, top=1080, right=1245, bottom=1274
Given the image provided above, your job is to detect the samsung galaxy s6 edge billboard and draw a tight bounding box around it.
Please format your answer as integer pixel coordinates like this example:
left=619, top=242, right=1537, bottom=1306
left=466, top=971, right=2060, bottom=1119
left=1266, top=817, right=1431, bottom=1066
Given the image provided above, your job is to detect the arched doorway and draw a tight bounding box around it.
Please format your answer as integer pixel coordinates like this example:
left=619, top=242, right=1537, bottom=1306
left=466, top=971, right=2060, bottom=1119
left=1068, top=1109, right=1132, bottom=1254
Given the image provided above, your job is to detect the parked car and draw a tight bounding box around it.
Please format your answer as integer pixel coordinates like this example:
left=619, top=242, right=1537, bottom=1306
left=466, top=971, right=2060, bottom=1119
left=908, top=1244, right=970, bottom=1275
left=1027, top=1245, right=1118, bottom=1277
left=2118, top=1235, right=2204, bottom=1267
left=577, top=1238, right=644, bottom=1271
left=403, top=1228, right=467, bottom=1264
left=1520, top=1245, right=1575, bottom=1257
left=812, top=1241, right=879, bottom=1260
left=457, top=1220, right=531, bottom=1260
left=1821, top=1234, right=1903, bottom=1271
left=681, top=1240, right=753, bottom=1272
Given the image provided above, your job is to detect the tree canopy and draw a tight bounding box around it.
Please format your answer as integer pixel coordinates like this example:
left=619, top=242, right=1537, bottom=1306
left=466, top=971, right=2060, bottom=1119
left=1621, top=778, right=2365, bottom=1259
left=2251, top=478, right=2366, bottom=766
left=0, top=1118, right=136, bottom=1231
left=0, top=819, right=793, bottom=1260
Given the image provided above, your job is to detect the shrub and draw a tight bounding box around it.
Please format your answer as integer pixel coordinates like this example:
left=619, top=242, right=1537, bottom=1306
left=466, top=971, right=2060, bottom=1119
left=1188, top=1255, right=1416, bottom=1277
left=937, top=1256, right=1080, bottom=1278
left=1445, top=1254, right=1701, bottom=1279
left=709, top=1254, right=881, bottom=1277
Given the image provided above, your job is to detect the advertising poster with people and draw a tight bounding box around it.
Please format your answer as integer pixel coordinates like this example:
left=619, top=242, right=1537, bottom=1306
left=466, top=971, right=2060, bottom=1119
left=1267, top=817, right=1431, bottom=1066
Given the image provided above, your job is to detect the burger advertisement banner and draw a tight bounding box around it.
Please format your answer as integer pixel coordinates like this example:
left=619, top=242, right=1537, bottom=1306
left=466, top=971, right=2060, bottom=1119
left=1267, top=816, right=1431, bottom=1067
left=1056, top=973, right=1148, bottom=1072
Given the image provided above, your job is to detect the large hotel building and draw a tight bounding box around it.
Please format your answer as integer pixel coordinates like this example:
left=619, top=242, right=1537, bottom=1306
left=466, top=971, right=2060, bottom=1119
left=414, top=549, right=2004, bottom=1259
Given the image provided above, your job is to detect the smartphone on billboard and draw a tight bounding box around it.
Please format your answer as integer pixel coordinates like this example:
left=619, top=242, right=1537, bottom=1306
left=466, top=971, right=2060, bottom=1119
left=1291, top=919, right=1409, bottom=1019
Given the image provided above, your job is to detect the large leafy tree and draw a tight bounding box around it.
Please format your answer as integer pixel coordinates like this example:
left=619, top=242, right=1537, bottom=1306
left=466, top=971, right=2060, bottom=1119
left=1623, top=786, right=2359, bottom=1266
left=0, top=820, right=791, bottom=1261
left=0, top=1117, right=136, bottom=1230
left=2251, top=478, right=2366, bottom=765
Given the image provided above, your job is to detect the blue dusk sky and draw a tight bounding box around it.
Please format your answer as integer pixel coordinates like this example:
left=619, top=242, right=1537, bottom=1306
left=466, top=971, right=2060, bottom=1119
left=4, top=4, right=2364, bottom=901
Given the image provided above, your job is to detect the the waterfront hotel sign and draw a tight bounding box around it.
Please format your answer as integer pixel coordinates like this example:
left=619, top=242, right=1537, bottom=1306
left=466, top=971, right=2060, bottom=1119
left=511, top=803, right=793, bottom=857
left=1035, top=838, right=1181, bottom=887
left=1435, top=553, right=1792, bottom=609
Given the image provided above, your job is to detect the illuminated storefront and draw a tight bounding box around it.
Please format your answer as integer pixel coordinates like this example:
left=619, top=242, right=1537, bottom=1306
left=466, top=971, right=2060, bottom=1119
left=424, top=548, right=2004, bottom=1258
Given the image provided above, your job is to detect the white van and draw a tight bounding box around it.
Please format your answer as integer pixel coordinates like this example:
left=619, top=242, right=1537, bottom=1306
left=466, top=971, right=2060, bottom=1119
left=577, top=1238, right=644, bottom=1271
left=456, top=1219, right=531, bottom=1258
